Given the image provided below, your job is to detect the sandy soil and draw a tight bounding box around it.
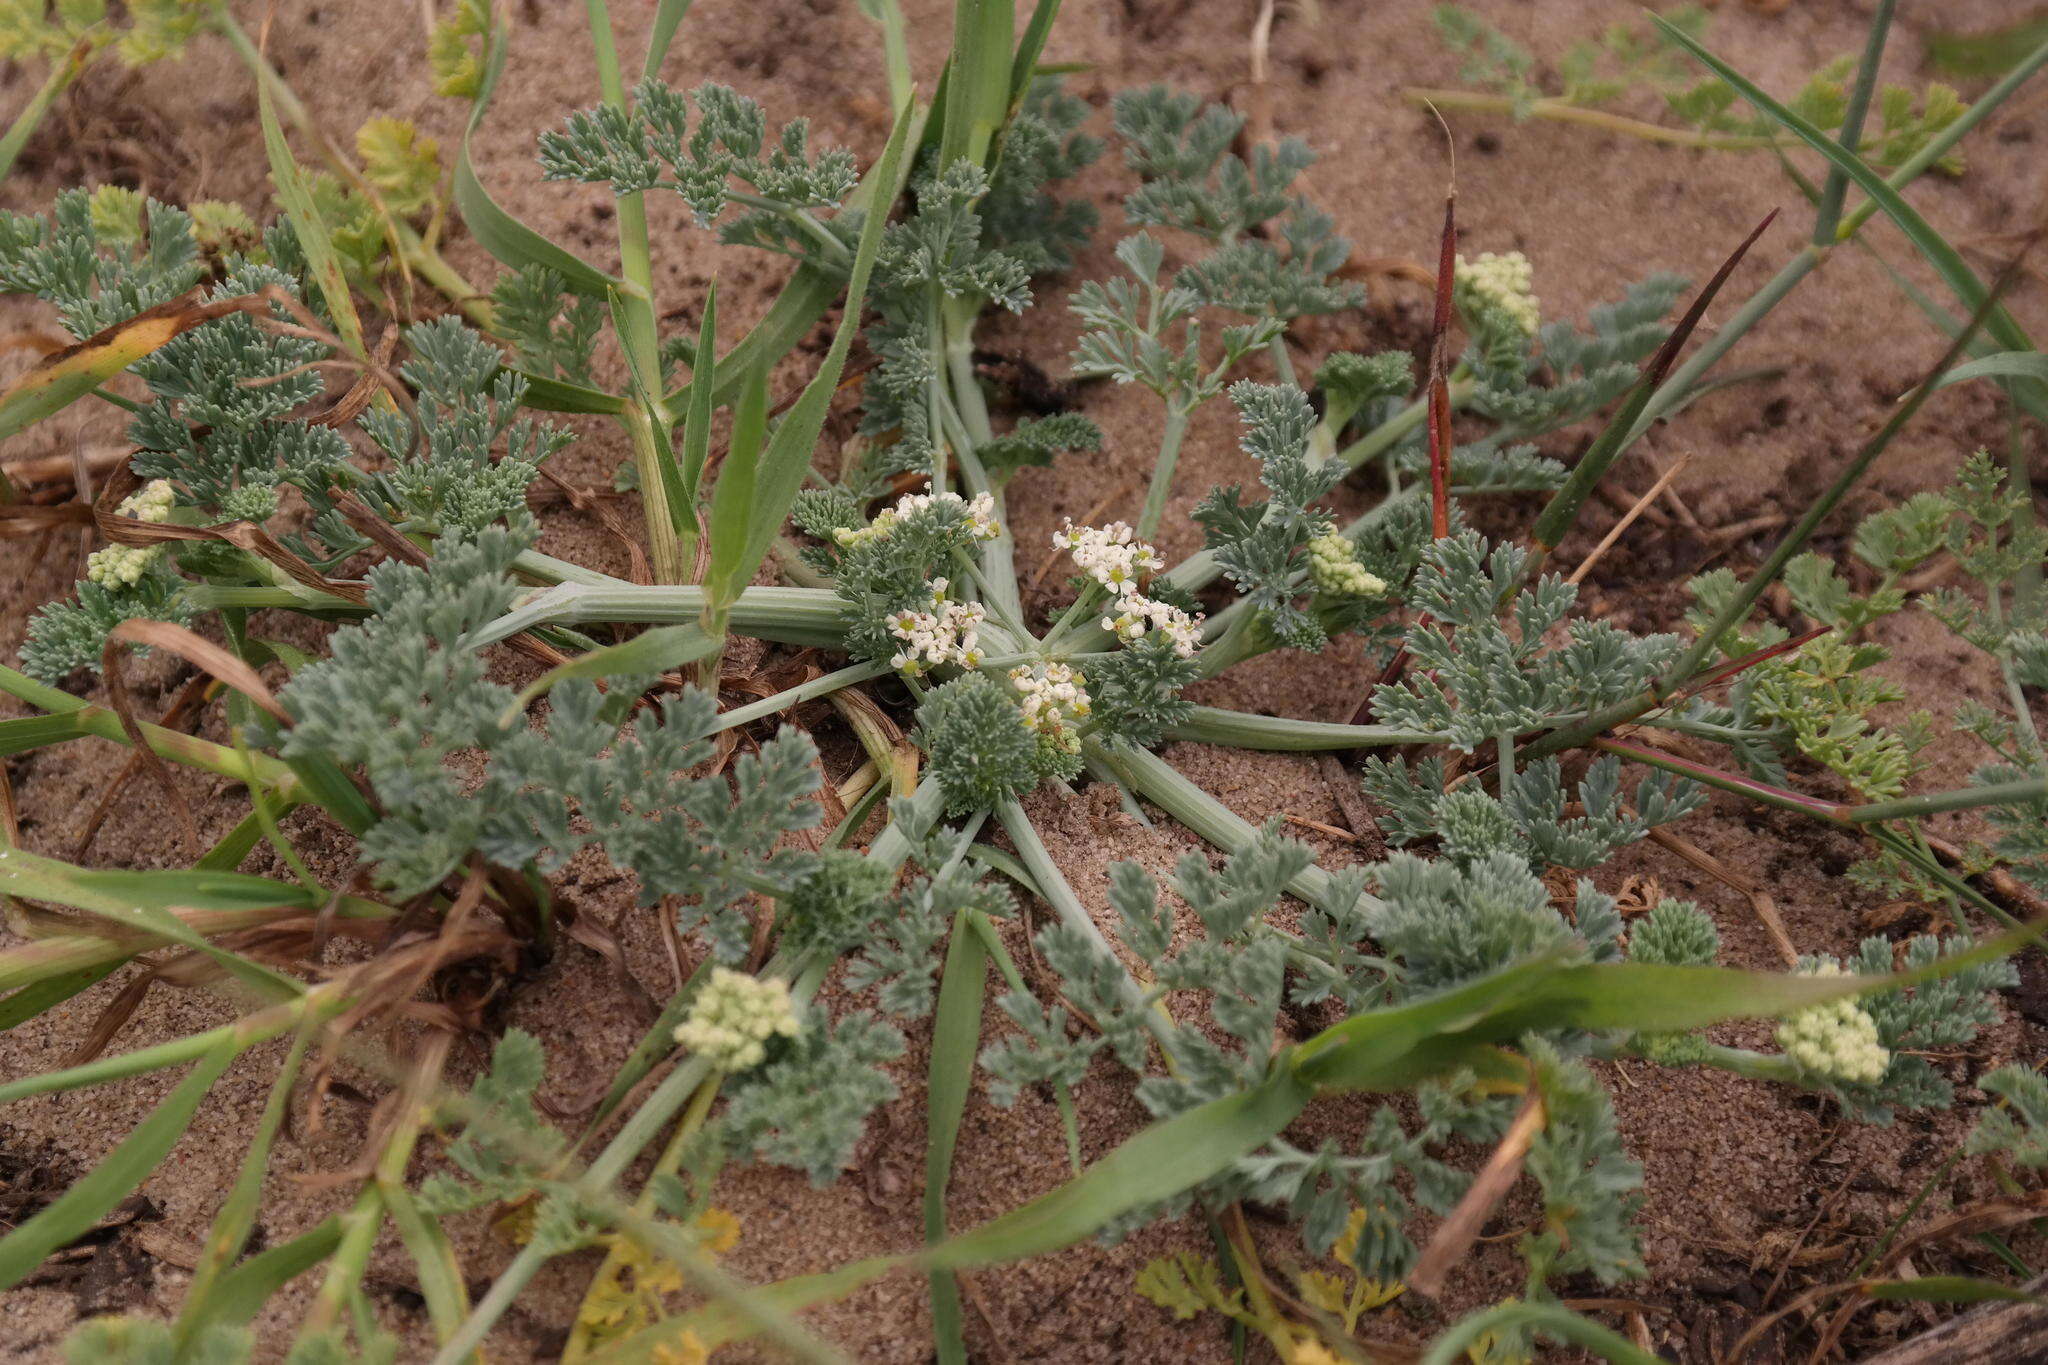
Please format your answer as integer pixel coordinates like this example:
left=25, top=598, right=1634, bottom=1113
left=3, top=0, right=2046, bottom=1360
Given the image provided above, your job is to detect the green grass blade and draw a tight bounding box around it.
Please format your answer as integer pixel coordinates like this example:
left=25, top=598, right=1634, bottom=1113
left=642, top=0, right=696, bottom=81
left=384, top=1184, right=475, bottom=1351
left=0, top=712, right=93, bottom=758
left=456, top=9, right=622, bottom=296
left=207, top=1218, right=345, bottom=1327
left=258, top=80, right=366, bottom=359
left=680, top=284, right=718, bottom=504
left=1420, top=1303, right=1663, bottom=1365
left=940, top=0, right=1015, bottom=169
left=0, top=961, right=121, bottom=1031
left=576, top=960, right=709, bottom=1144
left=925, top=909, right=988, bottom=1364
left=0, top=1037, right=238, bottom=1291
left=1653, top=16, right=2036, bottom=365
left=1932, top=351, right=2048, bottom=391
left=1009, top=0, right=1065, bottom=104
left=0, top=36, right=88, bottom=181
left=508, top=624, right=716, bottom=713
left=176, top=1027, right=316, bottom=1348
left=705, top=364, right=769, bottom=611
left=924, top=1070, right=1312, bottom=1269
left=729, top=97, right=914, bottom=590
left=516, top=371, right=631, bottom=415
left=0, top=997, right=311, bottom=1105
left=1864, top=1276, right=2036, bottom=1304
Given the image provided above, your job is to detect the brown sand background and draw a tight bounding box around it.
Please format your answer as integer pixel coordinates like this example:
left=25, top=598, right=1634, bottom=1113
left=3, top=0, right=2047, bottom=1359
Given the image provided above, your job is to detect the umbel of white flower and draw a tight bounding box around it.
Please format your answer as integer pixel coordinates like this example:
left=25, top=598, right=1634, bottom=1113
left=1456, top=250, right=1540, bottom=337
left=1306, top=531, right=1387, bottom=599
left=886, top=577, right=988, bottom=674
left=836, top=488, right=999, bottom=549
left=1053, top=518, right=1162, bottom=599
left=86, top=480, right=176, bottom=587
left=674, top=967, right=801, bottom=1072
left=1775, top=963, right=1890, bottom=1085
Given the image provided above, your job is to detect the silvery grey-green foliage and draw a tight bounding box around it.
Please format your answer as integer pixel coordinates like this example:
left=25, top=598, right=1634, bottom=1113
left=362, top=317, right=570, bottom=536
left=538, top=79, right=857, bottom=229
left=419, top=1029, right=563, bottom=1219
left=1814, top=936, right=2018, bottom=1124
left=490, top=264, right=603, bottom=385
left=1110, top=85, right=1362, bottom=320
left=793, top=490, right=990, bottom=664
left=1069, top=231, right=1280, bottom=401
left=1360, top=752, right=1703, bottom=873
left=18, top=574, right=195, bottom=682
left=1968, top=1065, right=2048, bottom=1168
left=915, top=672, right=1061, bottom=815
left=1468, top=272, right=1689, bottom=432
left=0, top=188, right=203, bottom=335
left=719, top=1008, right=904, bottom=1185
left=276, top=529, right=822, bottom=959
left=981, top=821, right=1642, bottom=1283
left=1625, top=899, right=1720, bottom=966
left=1084, top=633, right=1202, bottom=748
left=1373, top=530, right=1683, bottom=750
left=979, top=79, right=1103, bottom=276
left=1194, top=381, right=1368, bottom=651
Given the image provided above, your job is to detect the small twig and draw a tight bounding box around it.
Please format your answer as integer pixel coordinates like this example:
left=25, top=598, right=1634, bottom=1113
left=1409, top=1082, right=1544, bottom=1297
left=1567, top=453, right=1693, bottom=585
left=1646, top=824, right=1800, bottom=967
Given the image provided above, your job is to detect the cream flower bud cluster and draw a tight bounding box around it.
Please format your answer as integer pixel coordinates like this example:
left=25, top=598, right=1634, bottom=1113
left=1306, top=531, right=1387, bottom=599
left=1010, top=661, right=1090, bottom=738
left=1775, top=963, right=1889, bottom=1085
left=1052, top=519, right=1161, bottom=600
left=835, top=488, right=999, bottom=549
left=886, top=578, right=988, bottom=674
left=1103, top=594, right=1203, bottom=658
left=673, top=967, right=801, bottom=1072
left=86, top=480, right=176, bottom=588
left=1457, top=250, right=1540, bottom=337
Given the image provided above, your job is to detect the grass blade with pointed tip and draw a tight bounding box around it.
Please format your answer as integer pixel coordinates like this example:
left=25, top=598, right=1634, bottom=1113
left=0, top=1036, right=238, bottom=1291
left=258, top=81, right=365, bottom=359
left=516, top=372, right=631, bottom=415
left=0, top=962, right=121, bottom=1032
left=207, top=1218, right=345, bottom=1328
left=0, top=291, right=266, bottom=442
left=1426, top=192, right=1456, bottom=539
left=1932, top=351, right=2048, bottom=391
left=455, top=9, right=622, bottom=296
left=728, top=97, right=915, bottom=593
left=1420, top=1302, right=1663, bottom=1365
left=705, top=363, right=770, bottom=613
left=1864, top=1276, right=2037, bottom=1304
left=1653, top=16, right=2037, bottom=370
left=1528, top=209, right=1779, bottom=556
left=681, top=285, right=718, bottom=505
left=506, top=625, right=716, bottom=716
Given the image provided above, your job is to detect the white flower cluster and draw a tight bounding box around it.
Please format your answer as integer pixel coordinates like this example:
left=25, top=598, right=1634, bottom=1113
left=1306, top=531, right=1387, bottom=599
left=1010, top=661, right=1090, bottom=740
left=1775, top=963, right=1890, bottom=1085
left=1103, top=594, right=1203, bottom=658
left=673, top=966, right=801, bottom=1072
left=1456, top=250, right=1540, bottom=337
left=886, top=578, right=988, bottom=674
left=836, top=488, right=999, bottom=549
left=86, top=480, right=176, bottom=588
left=1052, top=519, right=1162, bottom=599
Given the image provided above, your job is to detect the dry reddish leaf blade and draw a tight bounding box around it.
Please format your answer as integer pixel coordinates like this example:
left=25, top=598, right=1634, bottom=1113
left=1426, top=192, right=1457, bottom=542
left=98, top=632, right=202, bottom=857
left=1407, top=1082, right=1544, bottom=1298
left=108, top=619, right=289, bottom=724
left=0, top=289, right=272, bottom=445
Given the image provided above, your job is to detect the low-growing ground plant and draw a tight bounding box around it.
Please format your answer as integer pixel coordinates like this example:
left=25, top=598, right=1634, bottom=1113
left=1, top=1, right=2045, bottom=1362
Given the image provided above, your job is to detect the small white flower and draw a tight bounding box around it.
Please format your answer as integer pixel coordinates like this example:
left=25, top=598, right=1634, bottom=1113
left=1775, top=963, right=1890, bottom=1086
left=886, top=579, right=989, bottom=674
left=674, top=967, right=802, bottom=1073
left=1103, top=593, right=1203, bottom=658
left=1053, top=519, right=1162, bottom=600
left=1008, top=661, right=1091, bottom=738
left=1456, top=250, right=1540, bottom=337
left=87, top=480, right=178, bottom=587
left=1306, top=532, right=1387, bottom=599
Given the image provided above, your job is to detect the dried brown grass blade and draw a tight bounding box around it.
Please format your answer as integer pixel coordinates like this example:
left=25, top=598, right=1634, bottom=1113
left=1408, top=1083, right=1544, bottom=1297
left=99, top=633, right=201, bottom=855
left=108, top=619, right=288, bottom=723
